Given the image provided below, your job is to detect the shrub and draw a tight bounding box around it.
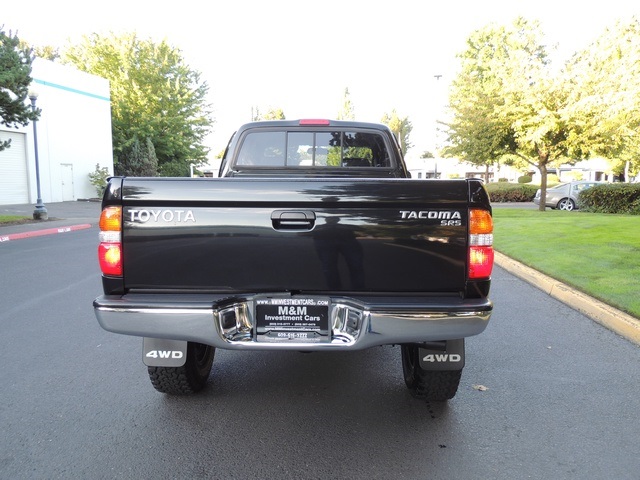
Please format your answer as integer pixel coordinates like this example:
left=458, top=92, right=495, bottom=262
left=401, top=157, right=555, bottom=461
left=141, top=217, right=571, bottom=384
left=580, top=183, right=640, bottom=215
left=498, top=178, right=509, bottom=182
left=517, top=175, right=532, bottom=184
left=88, top=163, right=110, bottom=197
left=159, top=160, right=190, bottom=177
left=116, top=136, right=158, bottom=176
left=485, top=183, right=539, bottom=202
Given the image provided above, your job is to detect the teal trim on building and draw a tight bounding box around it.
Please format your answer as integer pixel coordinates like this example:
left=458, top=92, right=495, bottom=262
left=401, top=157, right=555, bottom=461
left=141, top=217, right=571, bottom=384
left=33, top=78, right=111, bottom=102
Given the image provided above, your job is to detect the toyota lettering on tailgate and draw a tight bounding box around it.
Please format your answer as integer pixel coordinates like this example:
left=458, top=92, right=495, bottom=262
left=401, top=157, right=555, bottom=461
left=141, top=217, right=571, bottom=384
left=128, top=209, right=196, bottom=223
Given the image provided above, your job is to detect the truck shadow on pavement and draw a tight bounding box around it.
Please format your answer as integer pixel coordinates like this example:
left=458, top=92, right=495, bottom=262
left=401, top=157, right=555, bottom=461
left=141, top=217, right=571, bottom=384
left=138, top=347, right=465, bottom=478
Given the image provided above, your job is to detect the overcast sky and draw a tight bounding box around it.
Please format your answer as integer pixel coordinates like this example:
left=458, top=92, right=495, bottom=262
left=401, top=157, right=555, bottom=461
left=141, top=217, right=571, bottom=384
left=4, top=0, right=639, bottom=161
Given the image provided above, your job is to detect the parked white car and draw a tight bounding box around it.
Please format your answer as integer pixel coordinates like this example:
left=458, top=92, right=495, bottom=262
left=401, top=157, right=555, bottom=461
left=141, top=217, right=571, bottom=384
left=534, top=181, right=606, bottom=210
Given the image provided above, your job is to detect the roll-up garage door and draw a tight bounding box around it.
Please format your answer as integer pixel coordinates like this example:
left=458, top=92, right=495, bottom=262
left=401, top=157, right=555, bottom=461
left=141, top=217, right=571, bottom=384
left=0, top=131, right=29, bottom=204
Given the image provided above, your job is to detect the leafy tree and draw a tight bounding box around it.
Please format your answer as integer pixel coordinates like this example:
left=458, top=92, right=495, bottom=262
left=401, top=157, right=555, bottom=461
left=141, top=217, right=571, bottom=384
left=63, top=32, right=212, bottom=176
left=442, top=25, right=515, bottom=182
left=442, top=76, right=513, bottom=182
left=421, top=151, right=435, bottom=159
left=18, top=39, right=60, bottom=61
left=115, top=136, right=158, bottom=176
left=381, top=109, right=413, bottom=156
left=337, top=87, right=355, bottom=120
left=0, top=26, right=40, bottom=151
left=563, top=18, right=640, bottom=181
left=251, top=106, right=285, bottom=121
left=88, top=163, right=111, bottom=197
left=261, top=108, right=286, bottom=120
left=443, top=18, right=571, bottom=209
left=33, top=45, right=60, bottom=62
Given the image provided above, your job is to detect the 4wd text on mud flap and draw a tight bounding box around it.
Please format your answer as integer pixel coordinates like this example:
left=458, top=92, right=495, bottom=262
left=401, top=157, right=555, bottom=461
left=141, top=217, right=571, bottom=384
left=146, top=350, right=184, bottom=359
left=423, top=354, right=462, bottom=362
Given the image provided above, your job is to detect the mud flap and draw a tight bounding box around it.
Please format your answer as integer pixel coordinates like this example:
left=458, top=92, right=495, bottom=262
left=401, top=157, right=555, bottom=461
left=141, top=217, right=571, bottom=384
left=418, top=339, right=465, bottom=371
left=143, top=338, right=187, bottom=367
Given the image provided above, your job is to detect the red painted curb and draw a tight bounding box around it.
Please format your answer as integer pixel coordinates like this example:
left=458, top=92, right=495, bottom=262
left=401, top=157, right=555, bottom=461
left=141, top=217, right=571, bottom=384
left=0, top=223, right=93, bottom=243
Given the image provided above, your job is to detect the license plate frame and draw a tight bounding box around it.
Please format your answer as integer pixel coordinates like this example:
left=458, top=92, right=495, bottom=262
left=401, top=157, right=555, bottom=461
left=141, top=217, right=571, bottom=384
left=255, top=297, right=330, bottom=343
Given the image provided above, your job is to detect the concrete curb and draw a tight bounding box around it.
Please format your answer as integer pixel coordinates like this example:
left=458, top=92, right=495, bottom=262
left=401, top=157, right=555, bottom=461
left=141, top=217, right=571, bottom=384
left=0, top=224, right=92, bottom=243
left=495, top=251, right=640, bottom=345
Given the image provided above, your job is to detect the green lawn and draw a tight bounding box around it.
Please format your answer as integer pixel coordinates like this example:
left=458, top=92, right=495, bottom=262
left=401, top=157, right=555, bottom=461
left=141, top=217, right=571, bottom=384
left=0, top=215, right=30, bottom=225
left=493, top=208, right=640, bottom=319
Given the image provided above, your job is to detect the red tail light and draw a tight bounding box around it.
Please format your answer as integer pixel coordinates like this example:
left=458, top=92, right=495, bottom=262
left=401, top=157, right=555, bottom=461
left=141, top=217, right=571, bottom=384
left=468, top=209, right=494, bottom=279
left=98, top=206, right=122, bottom=276
left=99, top=243, right=123, bottom=276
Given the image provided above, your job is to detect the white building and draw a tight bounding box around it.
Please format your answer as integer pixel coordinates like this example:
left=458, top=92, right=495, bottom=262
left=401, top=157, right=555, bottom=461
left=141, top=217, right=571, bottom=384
left=407, top=156, right=617, bottom=183
left=0, top=58, right=113, bottom=205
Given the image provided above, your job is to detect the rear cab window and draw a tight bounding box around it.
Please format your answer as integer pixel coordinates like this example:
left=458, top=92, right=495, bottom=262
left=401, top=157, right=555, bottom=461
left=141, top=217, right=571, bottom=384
left=235, top=129, right=392, bottom=169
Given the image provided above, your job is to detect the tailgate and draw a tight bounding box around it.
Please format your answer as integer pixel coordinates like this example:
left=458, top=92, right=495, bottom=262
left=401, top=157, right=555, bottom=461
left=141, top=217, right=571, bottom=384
left=120, top=178, right=473, bottom=294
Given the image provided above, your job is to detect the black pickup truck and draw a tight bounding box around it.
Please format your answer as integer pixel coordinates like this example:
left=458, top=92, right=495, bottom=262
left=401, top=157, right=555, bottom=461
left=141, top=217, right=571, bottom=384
left=94, top=119, right=494, bottom=401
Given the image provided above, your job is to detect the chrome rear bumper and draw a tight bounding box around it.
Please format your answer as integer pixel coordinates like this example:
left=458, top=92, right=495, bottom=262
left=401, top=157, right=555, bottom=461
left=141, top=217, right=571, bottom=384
left=94, top=294, right=492, bottom=351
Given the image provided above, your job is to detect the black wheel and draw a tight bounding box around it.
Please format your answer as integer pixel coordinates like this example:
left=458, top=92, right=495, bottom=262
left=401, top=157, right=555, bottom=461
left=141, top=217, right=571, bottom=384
left=147, top=342, right=215, bottom=394
left=557, top=198, right=575, bottom=211
left=401, top=344, right=462, bottom=401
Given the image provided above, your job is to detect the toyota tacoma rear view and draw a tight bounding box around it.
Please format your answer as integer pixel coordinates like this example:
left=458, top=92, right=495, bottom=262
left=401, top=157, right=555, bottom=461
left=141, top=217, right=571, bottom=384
left=93, top=119, right=494, bottom=401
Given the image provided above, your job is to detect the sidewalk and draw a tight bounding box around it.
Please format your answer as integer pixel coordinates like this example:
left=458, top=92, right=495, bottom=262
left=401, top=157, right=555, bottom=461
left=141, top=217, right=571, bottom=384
left=0, top=200, right=100, bottom=239
left=2, top=200, right=639, bottom=345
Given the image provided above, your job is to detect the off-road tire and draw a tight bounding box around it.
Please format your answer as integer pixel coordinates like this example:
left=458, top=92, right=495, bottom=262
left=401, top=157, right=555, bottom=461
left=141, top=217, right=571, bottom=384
left=401, top=344, right=462, bottom=401
left=148, top=342, right=215, bottom=394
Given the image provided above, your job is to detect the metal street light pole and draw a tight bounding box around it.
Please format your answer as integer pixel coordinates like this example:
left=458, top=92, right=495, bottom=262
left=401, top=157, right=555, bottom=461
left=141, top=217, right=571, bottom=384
left=28, top=92, right=48, bottom=220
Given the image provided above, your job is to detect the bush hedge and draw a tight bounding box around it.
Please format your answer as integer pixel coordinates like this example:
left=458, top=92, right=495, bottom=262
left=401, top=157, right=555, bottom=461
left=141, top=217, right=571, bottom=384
left=485, top=182, right=539, bottom=202
left=579, top=183, right=640, bottom=215
left=517, top=175, right=532, bottom=184
left=547, top=174, right=559, bottom=184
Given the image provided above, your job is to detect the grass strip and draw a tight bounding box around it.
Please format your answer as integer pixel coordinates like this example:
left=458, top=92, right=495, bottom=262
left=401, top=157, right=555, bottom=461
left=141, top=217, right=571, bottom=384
left=492, top=208, right=640, bottom=318
left=0, top=215, right=30, bottom=225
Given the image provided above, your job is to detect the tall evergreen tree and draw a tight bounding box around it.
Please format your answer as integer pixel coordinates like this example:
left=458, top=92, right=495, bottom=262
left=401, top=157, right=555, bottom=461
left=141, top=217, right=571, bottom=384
left=116, top=136, right=158, bottom=176
left=0, top=27, right=40, bottom=151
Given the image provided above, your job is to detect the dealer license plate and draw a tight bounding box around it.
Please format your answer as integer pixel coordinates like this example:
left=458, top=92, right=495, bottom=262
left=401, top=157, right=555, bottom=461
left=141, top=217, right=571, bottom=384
left=255, top=297, right=330, bottom=343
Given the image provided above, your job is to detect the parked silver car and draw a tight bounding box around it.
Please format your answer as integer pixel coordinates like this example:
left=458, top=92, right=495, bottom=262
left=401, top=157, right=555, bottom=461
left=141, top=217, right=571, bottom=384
left=534, top=181, right=605, bottom=210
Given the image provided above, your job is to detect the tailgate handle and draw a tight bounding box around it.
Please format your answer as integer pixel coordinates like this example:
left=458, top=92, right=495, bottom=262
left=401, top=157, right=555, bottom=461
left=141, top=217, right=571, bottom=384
left=271, top=210, right=316, bottom=231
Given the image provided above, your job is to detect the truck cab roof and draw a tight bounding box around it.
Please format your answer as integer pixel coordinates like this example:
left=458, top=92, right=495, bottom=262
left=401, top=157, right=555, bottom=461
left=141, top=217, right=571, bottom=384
left=218, top=119, right=409, bottom=178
